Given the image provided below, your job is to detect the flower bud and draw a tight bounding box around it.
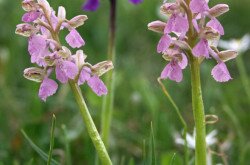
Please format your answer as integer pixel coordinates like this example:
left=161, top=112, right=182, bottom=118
left=37, top=0, right=51, bottom=13
left=15, top=23, right=37, bottom=37
left=92, top=61, right=114, bottom=77
left=22, top=0, right=37, bottom=11
left=218, top=50, right=238, bottom=62
left=209, top=4, right=229, bottom=17
left=67, top=15, right=88, bottom=28
left=72, top=50, right=87, bottom=69
left=58, top=6, right=66, bottom=20
left=148, top=21, right=166, bottom=34
left=23, top=67, right=45, bottom=82
left=160, top=3, right=179, bottom=15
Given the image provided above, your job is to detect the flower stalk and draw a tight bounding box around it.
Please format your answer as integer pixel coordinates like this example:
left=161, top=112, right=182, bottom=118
left=69, top=80, right=112, bottom=165
left=101, top=0, right=117, bottom=147
left=190, top=56, right=207, bottom=165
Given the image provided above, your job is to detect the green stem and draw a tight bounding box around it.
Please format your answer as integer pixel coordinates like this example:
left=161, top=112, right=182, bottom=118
left=236, top=55, right=250, bottom=102
left=101, top=0, right=116, bottom=148
left=190, top=57, right=206, bottom=165
left=69, top=81, right=112, bottom=165
left=157, top=78, right=189, bottom=165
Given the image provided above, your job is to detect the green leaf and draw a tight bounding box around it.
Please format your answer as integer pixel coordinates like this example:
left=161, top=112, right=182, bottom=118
left=21, top=130, right=60, bottom=165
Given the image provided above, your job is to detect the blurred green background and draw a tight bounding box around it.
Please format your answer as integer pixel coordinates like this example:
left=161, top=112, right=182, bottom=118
left=0, top=0, right=250, bottom=164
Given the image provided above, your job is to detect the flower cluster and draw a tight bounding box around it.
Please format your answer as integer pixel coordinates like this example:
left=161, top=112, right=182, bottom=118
left=148, top=0, right=237, bottom=82
left=82, top=0, right=143, bottom=11
left=16, top=0, right=113, bottom=101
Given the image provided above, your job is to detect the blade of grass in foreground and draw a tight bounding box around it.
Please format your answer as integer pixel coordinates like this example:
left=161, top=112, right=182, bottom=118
left=142, top=124, right=156, bottom=165
left=143, top=140, right=146, bottom=165
left=149, top=122, right=156, bottom=165
left=61, top=124, right=72, bottom=165
left=21, top=130, right=60, bottom=165
left=170, top=153, right=176, bottom=165
left=47, top=114, right=56, bottom=165
left=128, top=158, right=135, bottom=165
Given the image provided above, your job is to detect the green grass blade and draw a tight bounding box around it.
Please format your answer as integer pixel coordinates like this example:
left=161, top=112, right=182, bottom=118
left=143, top=140, right=147, bottom=165
left=21, top=130, right=59, bottom=165
left=158, top=78, right=188, bottom=165
left=61, top=124, right=72, bottom=165
left=150, top=122, right=156, bottom=165
left=128, top=158, right=135, bottom=165
left=170, top=153, right=176, bottom=165
left=47, top=114, right=56, bottom=165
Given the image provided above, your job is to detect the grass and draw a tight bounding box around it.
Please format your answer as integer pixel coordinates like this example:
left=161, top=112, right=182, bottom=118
left=0, top=0, right=250, bottom=164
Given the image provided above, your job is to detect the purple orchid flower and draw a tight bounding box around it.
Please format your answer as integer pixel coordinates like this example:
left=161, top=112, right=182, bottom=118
left=16, top=0, right=114, bottom=101
left=148, top=0, right=237, bottom=83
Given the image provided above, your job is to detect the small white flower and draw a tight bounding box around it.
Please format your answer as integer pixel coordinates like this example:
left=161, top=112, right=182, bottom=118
left=219, top=34, right=250, bottom=54
left=175, top=129, right=218, bottom=149
left=175, top=129, right=218, bottom=165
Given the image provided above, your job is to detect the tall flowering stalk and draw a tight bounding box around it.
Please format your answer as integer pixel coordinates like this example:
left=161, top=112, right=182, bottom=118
left=100, top=0, right=117, bottom=148
left=148, top=0, right=237, bottom=164
left=83, top=0, right=117, bottom=148
left=16, top=0, right=113, bottom=164
left=82, top=0, right=143, bottom=148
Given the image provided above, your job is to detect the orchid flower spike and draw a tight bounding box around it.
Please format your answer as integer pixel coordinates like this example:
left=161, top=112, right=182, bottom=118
left=16, top=0, right=114, bottom=101
left=148, top=0, right=237, bottom=83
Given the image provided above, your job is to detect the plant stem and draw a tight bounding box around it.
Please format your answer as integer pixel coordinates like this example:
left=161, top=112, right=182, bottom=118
left=101, top=0, right=116, bottom=148
left=236, top=55, right=250, bottom=102
left=157, top=78, right=189, bottom=165
left=69, top=80, right=112, bottom=165
left=190, top=57, right=207, bottom=165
